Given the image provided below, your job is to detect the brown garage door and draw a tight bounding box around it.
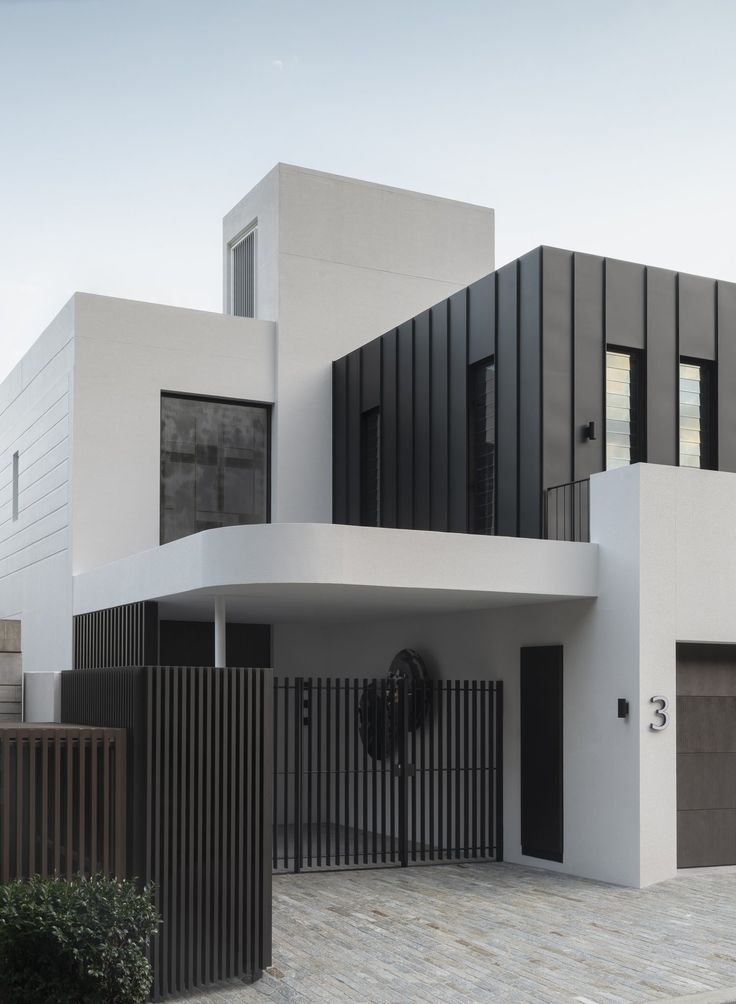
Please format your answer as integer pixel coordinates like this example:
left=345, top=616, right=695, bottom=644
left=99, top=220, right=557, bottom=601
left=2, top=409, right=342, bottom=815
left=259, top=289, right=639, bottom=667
left=678, top=643, right=736, bottom=867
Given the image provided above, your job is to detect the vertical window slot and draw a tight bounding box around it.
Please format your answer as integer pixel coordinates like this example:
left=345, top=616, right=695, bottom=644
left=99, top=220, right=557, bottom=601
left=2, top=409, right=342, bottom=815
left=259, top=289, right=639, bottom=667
left=360, top=408, right=381, bottom=527
left=468, top=357, right=495, bottom=534
left=12, top=451, right=19, bottom=521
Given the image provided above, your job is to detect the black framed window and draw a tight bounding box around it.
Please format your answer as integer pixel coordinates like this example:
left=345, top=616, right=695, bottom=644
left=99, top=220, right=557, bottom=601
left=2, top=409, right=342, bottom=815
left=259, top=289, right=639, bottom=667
left=468, top=356, right=495, bottom=534
left=606, top=349, right=643, bottom=469
left=360, top=407, right=381, bottom=526
left=160, top=393, right=269, bottom=544
left=679, top=360, right=715, bottom=470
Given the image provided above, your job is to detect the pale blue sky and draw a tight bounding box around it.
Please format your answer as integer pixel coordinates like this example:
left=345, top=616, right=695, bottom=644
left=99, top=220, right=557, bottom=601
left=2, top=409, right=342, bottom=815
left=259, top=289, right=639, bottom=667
left=2, top=0, right=736, bottom=380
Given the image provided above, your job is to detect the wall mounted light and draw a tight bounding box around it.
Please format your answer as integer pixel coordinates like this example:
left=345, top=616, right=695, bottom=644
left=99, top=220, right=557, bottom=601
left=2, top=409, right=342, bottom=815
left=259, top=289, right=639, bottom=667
left=585, top=420, right=597, bottom=441
left=617, top=699, right=629, bottom=719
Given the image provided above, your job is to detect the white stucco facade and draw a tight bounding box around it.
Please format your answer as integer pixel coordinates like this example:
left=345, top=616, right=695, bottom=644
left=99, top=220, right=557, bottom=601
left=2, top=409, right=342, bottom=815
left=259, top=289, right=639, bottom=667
left=223, top=163, right=495, bottom=524
left=4, top=163, right=736, bottom=891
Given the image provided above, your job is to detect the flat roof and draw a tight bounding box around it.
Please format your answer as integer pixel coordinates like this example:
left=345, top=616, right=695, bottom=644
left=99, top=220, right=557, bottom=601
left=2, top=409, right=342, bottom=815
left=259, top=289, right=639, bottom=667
left=73, top=523, right=598, bottom=623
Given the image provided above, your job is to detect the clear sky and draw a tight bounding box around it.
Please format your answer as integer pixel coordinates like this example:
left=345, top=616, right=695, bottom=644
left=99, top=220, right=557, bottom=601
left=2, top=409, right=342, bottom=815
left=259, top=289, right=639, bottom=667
left=2, top=0, right=736, bottom=381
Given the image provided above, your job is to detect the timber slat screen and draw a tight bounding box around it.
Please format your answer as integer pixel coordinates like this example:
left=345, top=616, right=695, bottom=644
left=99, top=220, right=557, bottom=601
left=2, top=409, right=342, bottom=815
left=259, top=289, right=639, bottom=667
left=0, top=725, right=126, bottom=883
left=545, top=479, right=590, bottom=543
left=61, top=666, right=272, bottom=1001
left=273, top=677, right=502, bottom=872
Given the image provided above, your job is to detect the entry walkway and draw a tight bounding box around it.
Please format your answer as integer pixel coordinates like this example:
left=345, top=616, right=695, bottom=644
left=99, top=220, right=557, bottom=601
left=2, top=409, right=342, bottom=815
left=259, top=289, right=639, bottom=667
left=184, top=863, right=736, bottom=1003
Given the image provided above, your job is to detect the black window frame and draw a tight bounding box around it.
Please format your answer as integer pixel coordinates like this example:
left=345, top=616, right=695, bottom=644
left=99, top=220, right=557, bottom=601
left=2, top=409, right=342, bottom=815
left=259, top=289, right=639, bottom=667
left=159, top=390, right=272, bottom=545
left=605, top=345, right=646, bottom=469
left=679, top=357, right=717, bottom=471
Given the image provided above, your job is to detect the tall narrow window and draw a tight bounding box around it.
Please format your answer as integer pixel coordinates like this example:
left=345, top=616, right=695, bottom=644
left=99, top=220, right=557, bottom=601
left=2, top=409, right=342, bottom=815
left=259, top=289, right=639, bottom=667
left=160, top=394, right=269, bottom=544
left=230, top=226, right=256, bottom=318
left=679, top=360, right=714, bottom=469
left=12, top=451, right=19, bottom=521
left=606, top=349, right=642, bottom=469
left=468, top=357, right=495, bottom=534
left=360, top=408, right=381, bottom=526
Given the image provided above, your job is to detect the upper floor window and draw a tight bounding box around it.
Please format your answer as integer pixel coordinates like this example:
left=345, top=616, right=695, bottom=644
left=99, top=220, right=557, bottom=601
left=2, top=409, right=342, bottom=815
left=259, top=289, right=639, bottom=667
left=606, top=349, right=642, bottom=469
left=230, top=225, right=256, bottom=318
left=468, top=356, right=495, bottom=534
left=360, top=407, right=381, bottom=526
left=160, top=393, right=269, bottom=544
left=679, top=360, right=715, bottom=469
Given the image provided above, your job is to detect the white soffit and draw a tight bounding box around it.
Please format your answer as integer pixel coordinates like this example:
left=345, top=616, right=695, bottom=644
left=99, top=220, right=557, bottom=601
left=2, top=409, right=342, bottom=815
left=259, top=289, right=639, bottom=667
left=73, top=523, right=598, bottom=623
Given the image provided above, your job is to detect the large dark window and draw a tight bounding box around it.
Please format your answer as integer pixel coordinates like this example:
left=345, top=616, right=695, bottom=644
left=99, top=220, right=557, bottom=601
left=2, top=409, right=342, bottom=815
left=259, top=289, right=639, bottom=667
left=606, top=348, right=643, bottom=469
left=679, top=360, right=715, bottom=469
left=360, top=407, right=381, bottom=526
left=160, top=393, right=269, bottom=544
left=468, top=357, right=495, bottom=534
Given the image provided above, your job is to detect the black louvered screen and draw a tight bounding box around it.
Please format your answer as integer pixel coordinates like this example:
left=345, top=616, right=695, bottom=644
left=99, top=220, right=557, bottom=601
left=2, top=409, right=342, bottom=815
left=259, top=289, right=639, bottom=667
left=468, top=358, right=495, bottom=534
left=61, top=666, right=272, bottom=1000
left=232, top=229, right=256, bottom=318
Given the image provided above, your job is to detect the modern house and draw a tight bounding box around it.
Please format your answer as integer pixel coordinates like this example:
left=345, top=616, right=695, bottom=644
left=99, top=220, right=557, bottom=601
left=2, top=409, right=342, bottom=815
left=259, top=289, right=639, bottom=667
left=3, top=163, right=736, bottom=892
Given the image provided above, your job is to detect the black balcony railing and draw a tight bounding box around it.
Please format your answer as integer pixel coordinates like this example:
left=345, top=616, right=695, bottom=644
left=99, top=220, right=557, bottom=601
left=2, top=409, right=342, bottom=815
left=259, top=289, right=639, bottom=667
left=544, top=479, right=590, bottom=543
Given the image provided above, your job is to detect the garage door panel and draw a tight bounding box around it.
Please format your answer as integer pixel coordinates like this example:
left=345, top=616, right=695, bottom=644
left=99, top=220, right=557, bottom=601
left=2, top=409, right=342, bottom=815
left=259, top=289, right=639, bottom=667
left=678, top=657, right=736, bottom=695
left=678, top=753, right=736, bottom=810
left=678, top=809, right=736, bottom=868
left=677, top=697, right=736, bottom=752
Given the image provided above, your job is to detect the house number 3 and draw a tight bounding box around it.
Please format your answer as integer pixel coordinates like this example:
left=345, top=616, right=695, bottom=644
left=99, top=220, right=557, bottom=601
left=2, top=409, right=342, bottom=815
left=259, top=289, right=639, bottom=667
left=650, top=696, right=670, bottom=731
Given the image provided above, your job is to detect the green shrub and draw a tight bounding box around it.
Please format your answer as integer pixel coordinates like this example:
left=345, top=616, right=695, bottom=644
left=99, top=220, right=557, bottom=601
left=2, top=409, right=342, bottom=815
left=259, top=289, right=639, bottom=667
left=0, top=873, right=160, bottom=1004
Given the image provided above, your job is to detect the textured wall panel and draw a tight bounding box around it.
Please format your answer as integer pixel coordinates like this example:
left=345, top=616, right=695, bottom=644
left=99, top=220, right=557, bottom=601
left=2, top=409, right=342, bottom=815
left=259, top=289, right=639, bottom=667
left=346, top=352, right=362, bottom=524
left=380, top=329, right=398, bottom=527
left=397, top=321, right=415, bottom=528
left=495, top=262, right=519, bottom=537
left=646, top=267, right=678, bottom=466
left=468, top=273, right=495, bottom=365
left=518, top=250, right=542, bottom=538
left=573, top=253, right=605, bottom=480
left=360, top=338, right=381, bottom=412
left=429, top=302, right=449, bottom=531
left=717, top=281, right=736, bottom=472
left=605, top=258, right=646, bottom=350
left=413, top=312, right=431, bottom=530
left=679, top=272, right=716, bottom=361
left=332, top=358, right=348, bottom=524
left=542, top=248, right=573, bottom=493
left=448, top=291, right=468, bottom=532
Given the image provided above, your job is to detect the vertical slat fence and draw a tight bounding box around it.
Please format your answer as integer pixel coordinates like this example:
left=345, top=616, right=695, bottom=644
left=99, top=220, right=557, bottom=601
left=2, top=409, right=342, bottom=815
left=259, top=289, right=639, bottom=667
left=273, top=677, right=502, bottom=873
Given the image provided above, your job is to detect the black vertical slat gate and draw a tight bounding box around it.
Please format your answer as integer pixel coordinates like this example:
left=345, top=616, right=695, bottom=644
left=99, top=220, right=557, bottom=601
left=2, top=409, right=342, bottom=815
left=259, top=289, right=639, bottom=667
left=61, top=666, right=272, bottom=1001
left=273, top=677, right=502, bottom=872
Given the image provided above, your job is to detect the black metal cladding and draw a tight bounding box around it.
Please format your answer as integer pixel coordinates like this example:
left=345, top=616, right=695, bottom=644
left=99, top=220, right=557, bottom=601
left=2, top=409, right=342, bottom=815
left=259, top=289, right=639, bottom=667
left=61, top=666, right=272, bottom=1000
left=74, top=601, right=159, bottom=669
left=333, top=248, right=736, bottom=539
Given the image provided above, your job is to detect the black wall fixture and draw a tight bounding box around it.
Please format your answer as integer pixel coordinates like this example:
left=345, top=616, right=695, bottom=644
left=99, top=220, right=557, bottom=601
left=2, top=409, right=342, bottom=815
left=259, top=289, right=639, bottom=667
left=520, top=645, right=563, bottom=862
left=333, top=248, right=736, bottom=540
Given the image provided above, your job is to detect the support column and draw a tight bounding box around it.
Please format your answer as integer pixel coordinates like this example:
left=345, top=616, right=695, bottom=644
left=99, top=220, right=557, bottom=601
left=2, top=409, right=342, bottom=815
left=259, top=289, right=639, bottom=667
left=214, top=597, right=227, bottom=668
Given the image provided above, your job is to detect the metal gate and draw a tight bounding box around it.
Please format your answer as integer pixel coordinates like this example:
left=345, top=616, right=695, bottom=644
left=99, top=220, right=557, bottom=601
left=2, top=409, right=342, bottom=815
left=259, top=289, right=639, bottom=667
left=273, top=677, right=502, bottom=872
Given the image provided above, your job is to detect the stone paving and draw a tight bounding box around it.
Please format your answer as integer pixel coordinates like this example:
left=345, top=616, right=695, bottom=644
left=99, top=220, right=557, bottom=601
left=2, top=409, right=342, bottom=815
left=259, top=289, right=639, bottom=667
left=182, top=862, right=736, bottom=1004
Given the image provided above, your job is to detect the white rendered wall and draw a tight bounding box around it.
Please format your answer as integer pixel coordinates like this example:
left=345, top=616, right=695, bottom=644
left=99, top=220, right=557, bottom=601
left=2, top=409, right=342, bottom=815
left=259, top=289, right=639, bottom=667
left=0, top=301, right=75, bottom=674
left=223, top=164, right=495, bottom=524
left=71, top=294, right=276, bottom=573
left=275, top=464, right=736, bottom=888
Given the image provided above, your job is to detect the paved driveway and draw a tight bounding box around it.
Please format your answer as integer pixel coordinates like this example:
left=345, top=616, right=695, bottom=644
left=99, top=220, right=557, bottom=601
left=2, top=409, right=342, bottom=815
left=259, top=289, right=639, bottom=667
left=184, top=863, right=736, bottom=1003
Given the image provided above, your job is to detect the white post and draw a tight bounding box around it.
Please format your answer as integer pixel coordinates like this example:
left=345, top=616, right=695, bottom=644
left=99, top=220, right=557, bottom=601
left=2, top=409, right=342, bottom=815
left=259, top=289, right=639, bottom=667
left=214, top=596, right=227, bottom=667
